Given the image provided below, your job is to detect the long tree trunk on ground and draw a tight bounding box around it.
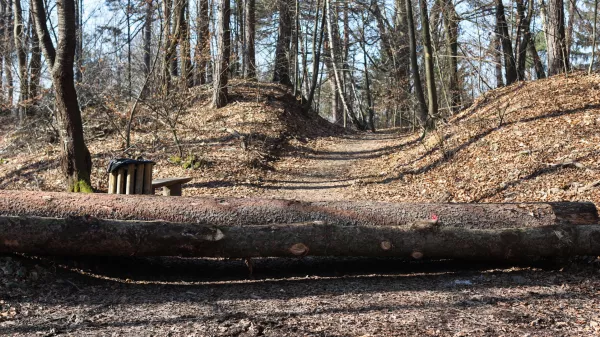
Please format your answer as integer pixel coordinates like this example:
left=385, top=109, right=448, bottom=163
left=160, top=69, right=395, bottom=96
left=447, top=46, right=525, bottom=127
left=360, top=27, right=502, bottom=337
left=143, top=0, right=153, bottom=77
left=496, top=0, right=517, bottom=85
left=195, top=0, right=210, bottom=84
left=419, top=0, right=437, bottom=122
left=273, top=0, right=293, bottom=85
left=546, top=0, right=569, bottom=75
left=441, top=0, right=461, bottom=113
left=528, top=36, right=546, bottom=79
left=28, top=10, right=42, bottom=101
left=212, top=0, right=230, bottom=108
left=406, top=0, right=428, bottom=126
left=0, top=192, right=598, bottom=259
left=244, top=0, right=256, bottom=79
left=12, top=0, right=27, bottom=122
left=31, top=0, right=93, bottom=192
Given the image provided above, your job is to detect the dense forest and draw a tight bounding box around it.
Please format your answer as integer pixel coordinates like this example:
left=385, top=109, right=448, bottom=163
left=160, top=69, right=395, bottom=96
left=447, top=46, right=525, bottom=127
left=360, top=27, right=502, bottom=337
left=0, top=0, right=596, bottom=190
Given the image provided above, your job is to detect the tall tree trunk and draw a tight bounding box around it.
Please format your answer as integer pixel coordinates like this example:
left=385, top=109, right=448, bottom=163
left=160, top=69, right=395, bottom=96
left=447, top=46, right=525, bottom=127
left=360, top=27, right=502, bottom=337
left=28, top=9, right=42, bottom=101
left=143, top=0, right=153, bottom=77
left=126, top=0, right=132, bottom=97
left=244, top=0, right=256, bottom=79
left=273, top=0, right=292, bottom=85
left=515, top=0, right=533, bottom=80
left=546, top=0, right=569, bottom=75
left=162, top=0, right=172, bottom=91
left=363, top=40, right=375, bottom=132
left=590, top=0, right=598, bottom=74
left=180, top=0, right=192, bottom=88
left=493, top=23, right=504, bottom=88
left=195, top=0, right=210, bottom=84
left=406, top=0, right=428, bottom=126
left=32, top=0, right=93, bottom=192
left=528, top=36, right=546, bottom=79
left=303, top=0, right=325, bottom=113
left=325, top=0, right=360, bottom=129
left=0, top=0, right=4, bottom=104
left=212, top=0, right=230, bottom=108
left=419, top=0, right=437, bottom=123
left=495, top=0, right=517, bottom=85
left=2, top=0, right=13, bottom=107
left=441, top=0, right=460, bottom=113
left=74, top=0, right=82, bottom=83
left=12, top=0, right=27, bottom=121
left=566, top=0, right=576, bottom=62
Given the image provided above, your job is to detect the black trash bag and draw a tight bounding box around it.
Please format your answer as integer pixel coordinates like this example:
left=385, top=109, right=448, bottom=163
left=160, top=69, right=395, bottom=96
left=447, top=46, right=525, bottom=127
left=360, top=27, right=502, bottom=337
left=107, top=158, right=155, bottom=173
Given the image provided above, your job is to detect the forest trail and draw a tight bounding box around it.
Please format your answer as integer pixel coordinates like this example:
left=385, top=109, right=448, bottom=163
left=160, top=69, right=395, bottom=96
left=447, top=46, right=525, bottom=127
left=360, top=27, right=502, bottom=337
left=262, top=130, right=403, bottom=201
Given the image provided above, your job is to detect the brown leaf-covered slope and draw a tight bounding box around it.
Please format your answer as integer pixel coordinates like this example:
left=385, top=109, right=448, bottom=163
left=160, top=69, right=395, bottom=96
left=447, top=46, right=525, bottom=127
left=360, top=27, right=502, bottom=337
left=0, top=80, right=339, bottom=194
left=349, top=72, right=600, bottom=205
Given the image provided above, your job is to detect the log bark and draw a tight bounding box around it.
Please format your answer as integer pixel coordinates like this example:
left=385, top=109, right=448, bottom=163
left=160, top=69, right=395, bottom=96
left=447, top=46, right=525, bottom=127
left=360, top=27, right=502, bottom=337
left=0, top=216, right=599, bottom=259
left=0, top=191, right=596, bottom=227
left=0, top=192, right=597, bottom=258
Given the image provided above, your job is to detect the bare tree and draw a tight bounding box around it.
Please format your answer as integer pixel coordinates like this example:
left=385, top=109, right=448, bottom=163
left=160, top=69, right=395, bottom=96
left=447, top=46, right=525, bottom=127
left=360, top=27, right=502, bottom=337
left=273, top=0, right=293, bottom=85
left=546, top=0, right=569, bottom=75
left=496, top=0, right=517, bottom=85
left=12, top=0, right=27, bottom=121
left=28, top=9, right=42, bottom=101
left=406, top=0, right=427, bottom=126
left=244, top=0, right=256, bottom=79
left=195, top=0, right=210, bottom=84
left=31, top=0, right=93, bottom=192
left=212, top=0, right=231, bottom=108
left=441, top=0, right=461, bottom=112
left=419, top=0, right=437, bottom=122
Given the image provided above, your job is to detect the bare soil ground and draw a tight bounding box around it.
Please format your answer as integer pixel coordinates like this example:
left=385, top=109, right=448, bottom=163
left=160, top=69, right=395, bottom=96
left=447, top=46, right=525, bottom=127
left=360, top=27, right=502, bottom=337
left=0, top=74, right=599, bottom=336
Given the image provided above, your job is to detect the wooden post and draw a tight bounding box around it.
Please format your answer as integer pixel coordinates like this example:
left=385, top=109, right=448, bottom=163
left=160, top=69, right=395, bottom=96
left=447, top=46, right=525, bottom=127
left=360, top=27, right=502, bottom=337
left=116, top=168, right=125, bottom=194
left=163, top=184, right=182, bottom=196
left=143, top=163, right=154, bottom=194
left=108, top=172, right=118, bottom=194
left=135, top=164, right=145, bottom=195
left=126, top=164, right=136, bottom=195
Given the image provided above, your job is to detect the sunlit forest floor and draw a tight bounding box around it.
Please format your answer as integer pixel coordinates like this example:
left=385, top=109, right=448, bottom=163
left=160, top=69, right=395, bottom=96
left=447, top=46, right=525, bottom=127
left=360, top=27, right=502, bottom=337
left=0, top=73, right=599, bottom=336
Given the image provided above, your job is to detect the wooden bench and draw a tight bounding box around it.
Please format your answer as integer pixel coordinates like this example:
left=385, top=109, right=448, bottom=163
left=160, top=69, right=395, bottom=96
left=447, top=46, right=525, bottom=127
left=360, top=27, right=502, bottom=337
left=152, top=177, right=192, bottom=196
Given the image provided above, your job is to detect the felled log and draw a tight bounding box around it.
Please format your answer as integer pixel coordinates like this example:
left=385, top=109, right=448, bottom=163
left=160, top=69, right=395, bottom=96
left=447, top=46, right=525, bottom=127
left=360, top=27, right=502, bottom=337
left=0, top=216, right=599, bottom=259
left=0, top=191, right=598, bottom=259
left=0, top=191, right=597, bottom=228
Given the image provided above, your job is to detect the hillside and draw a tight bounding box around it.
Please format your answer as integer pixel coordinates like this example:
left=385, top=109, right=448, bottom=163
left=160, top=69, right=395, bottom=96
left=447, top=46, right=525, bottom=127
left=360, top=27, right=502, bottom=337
left=341, top=72, right=600, bottom=206
left=1, top=74, right=599, bottom=208
left=0, top=80, right=339, bottom=194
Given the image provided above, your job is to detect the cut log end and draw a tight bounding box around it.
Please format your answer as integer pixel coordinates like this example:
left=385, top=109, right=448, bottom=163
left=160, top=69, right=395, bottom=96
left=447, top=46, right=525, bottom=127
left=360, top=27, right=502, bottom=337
left=380, top=240, right=392, bottom=251
left=289, top=243, right=309, bottom=256
left=411, top=251, right=424, bottom=259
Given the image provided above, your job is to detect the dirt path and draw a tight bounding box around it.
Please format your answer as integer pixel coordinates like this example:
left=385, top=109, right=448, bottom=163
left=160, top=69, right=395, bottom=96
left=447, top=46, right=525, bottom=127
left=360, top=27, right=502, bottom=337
left=1, top=131, right=599, bottom=336
left=262, top=131, right=402, bottom=201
